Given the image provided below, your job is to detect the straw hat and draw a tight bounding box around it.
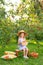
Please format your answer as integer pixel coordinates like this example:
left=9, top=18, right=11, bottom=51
left=17, top=30, right=27, bottom=36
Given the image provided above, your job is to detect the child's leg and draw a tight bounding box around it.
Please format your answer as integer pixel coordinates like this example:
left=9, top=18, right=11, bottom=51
left=23, top=49, right=26, bottom=56
left=23, top=48, right=28, bottom=59
left=23, top=48, right=28, bottom=56
left=25, top=48, right=28, bottom=56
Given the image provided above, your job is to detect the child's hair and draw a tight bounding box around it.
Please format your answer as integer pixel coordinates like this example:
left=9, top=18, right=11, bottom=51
left=19, top=33, right=25, bottom=38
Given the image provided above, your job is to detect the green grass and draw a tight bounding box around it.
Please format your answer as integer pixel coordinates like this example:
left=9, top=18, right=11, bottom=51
left=0, top=41, right=43, bottom=65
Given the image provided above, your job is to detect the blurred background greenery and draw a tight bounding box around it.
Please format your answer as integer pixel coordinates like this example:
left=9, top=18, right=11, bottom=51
left=0, top=0, right=43, bottom=47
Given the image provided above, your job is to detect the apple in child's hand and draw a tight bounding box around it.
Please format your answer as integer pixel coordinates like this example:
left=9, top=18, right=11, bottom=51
left=22, top=41, right=28, bottom=46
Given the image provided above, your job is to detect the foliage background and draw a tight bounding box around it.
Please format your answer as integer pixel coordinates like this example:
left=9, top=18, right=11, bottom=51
left=0, top=0, right=43, bottom=46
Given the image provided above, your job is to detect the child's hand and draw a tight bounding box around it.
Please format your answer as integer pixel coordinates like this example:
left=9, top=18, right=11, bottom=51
left=22, top=41, right=28, bottom=46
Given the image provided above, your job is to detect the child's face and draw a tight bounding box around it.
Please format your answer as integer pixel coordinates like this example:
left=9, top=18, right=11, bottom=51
left=20, top=33, right=25, bottom=38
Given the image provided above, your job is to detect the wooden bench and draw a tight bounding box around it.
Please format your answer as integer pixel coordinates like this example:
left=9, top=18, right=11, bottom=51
left=15, top=49, right=30, bottom=57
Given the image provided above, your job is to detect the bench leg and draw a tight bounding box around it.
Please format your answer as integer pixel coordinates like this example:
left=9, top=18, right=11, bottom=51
left=16, top=51, right=18, bottom=56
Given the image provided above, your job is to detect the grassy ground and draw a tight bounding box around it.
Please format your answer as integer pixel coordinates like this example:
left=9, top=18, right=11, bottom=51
left=0, top=41, right=43, bottom=65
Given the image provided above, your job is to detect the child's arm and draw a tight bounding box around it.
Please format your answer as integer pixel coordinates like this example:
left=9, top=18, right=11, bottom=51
left=18, top=38, right=22, bottom=45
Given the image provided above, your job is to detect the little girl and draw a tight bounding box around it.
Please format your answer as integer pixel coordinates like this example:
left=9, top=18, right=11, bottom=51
left=17, top=30, right=28, bottom=59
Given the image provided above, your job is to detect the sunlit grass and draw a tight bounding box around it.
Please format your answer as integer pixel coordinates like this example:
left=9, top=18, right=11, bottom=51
left=0, top=40, right=43, bottom=65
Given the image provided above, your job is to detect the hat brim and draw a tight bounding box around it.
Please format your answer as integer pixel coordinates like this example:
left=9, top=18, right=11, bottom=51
left=17, top=32, right=27, bottom=36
